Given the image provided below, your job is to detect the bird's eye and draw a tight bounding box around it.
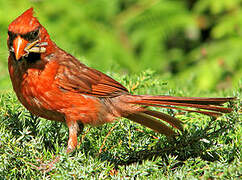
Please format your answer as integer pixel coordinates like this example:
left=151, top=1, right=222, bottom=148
left=30, top=29, right=39, bottom=39
left=23, top=28, right=40, bottom=41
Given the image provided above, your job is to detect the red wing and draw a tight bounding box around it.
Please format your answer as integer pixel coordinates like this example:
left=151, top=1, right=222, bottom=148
left=55, top=54, right=129, bottom=97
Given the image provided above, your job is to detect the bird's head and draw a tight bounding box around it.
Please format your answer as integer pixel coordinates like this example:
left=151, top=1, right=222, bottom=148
left=8, top=8, right=54, bottom=61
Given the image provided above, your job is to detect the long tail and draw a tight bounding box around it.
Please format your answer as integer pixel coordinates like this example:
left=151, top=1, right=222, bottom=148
left=125, top=95, right=235, bottom=136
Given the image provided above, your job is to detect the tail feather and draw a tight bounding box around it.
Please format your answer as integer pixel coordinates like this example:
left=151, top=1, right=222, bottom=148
left=144, top=110, right=183, bottom=131
left=127, top=113, right=176, bottom=136
left=147, top=104, right=223, bottom=117
left=127, top=95, right=235, bottom=115
left=123, top=95, right=235, bottom=136
left=130, top=99, right=233, bottom=113
left=139, top=96, right=234, bottom=105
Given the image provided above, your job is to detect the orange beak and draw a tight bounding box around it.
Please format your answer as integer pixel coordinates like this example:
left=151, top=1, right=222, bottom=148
left=13, top=35, right=28, bottom=60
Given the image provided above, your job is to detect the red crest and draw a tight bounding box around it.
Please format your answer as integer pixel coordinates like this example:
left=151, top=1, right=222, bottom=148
left=8, top=8, right=40, bottom=34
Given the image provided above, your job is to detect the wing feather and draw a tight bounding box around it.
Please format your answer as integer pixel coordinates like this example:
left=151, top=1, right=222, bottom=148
left=55, top=53, right=129, bottom=97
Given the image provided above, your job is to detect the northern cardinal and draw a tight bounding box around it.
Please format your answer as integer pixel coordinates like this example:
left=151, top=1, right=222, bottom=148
left=8, top=8, right=234, bottom=153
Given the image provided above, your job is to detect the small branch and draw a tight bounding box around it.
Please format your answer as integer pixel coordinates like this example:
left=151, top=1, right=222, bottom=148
left=98, top=124, right=118, bottom=155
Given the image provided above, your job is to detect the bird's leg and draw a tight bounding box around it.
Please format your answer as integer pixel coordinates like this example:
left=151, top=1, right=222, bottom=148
left=66, top=121, right=84, bottom=153
left=30, top=121, right=83, bottom=172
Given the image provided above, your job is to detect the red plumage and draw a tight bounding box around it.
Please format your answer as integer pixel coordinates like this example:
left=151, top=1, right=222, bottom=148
left=7, top=8, right=235, bottom=153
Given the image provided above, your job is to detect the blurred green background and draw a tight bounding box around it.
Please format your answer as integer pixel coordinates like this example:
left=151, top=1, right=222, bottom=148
left=0, top=0, right=241, bottom=92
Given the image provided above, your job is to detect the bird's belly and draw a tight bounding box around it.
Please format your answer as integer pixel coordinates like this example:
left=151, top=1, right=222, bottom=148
left=18, top=80, right=116, bottom=125
left=16, top=86, right=65, bottom=122
left=58, top=94, right=117, bottom=126
left=14, top=74, right=65, bottom=121
left=12, top=65, right=118, bottom=125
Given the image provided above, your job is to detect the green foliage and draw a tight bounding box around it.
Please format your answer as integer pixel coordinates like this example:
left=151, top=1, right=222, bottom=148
left=0, top=0, right=241, bottom=178
left=0, top=72, right=240, bottom=178
left=0, top=0, right=241, bottom=91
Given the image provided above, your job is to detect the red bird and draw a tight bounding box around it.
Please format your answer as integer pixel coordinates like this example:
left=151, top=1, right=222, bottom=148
left=8, top=8, right=234, bottom=153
